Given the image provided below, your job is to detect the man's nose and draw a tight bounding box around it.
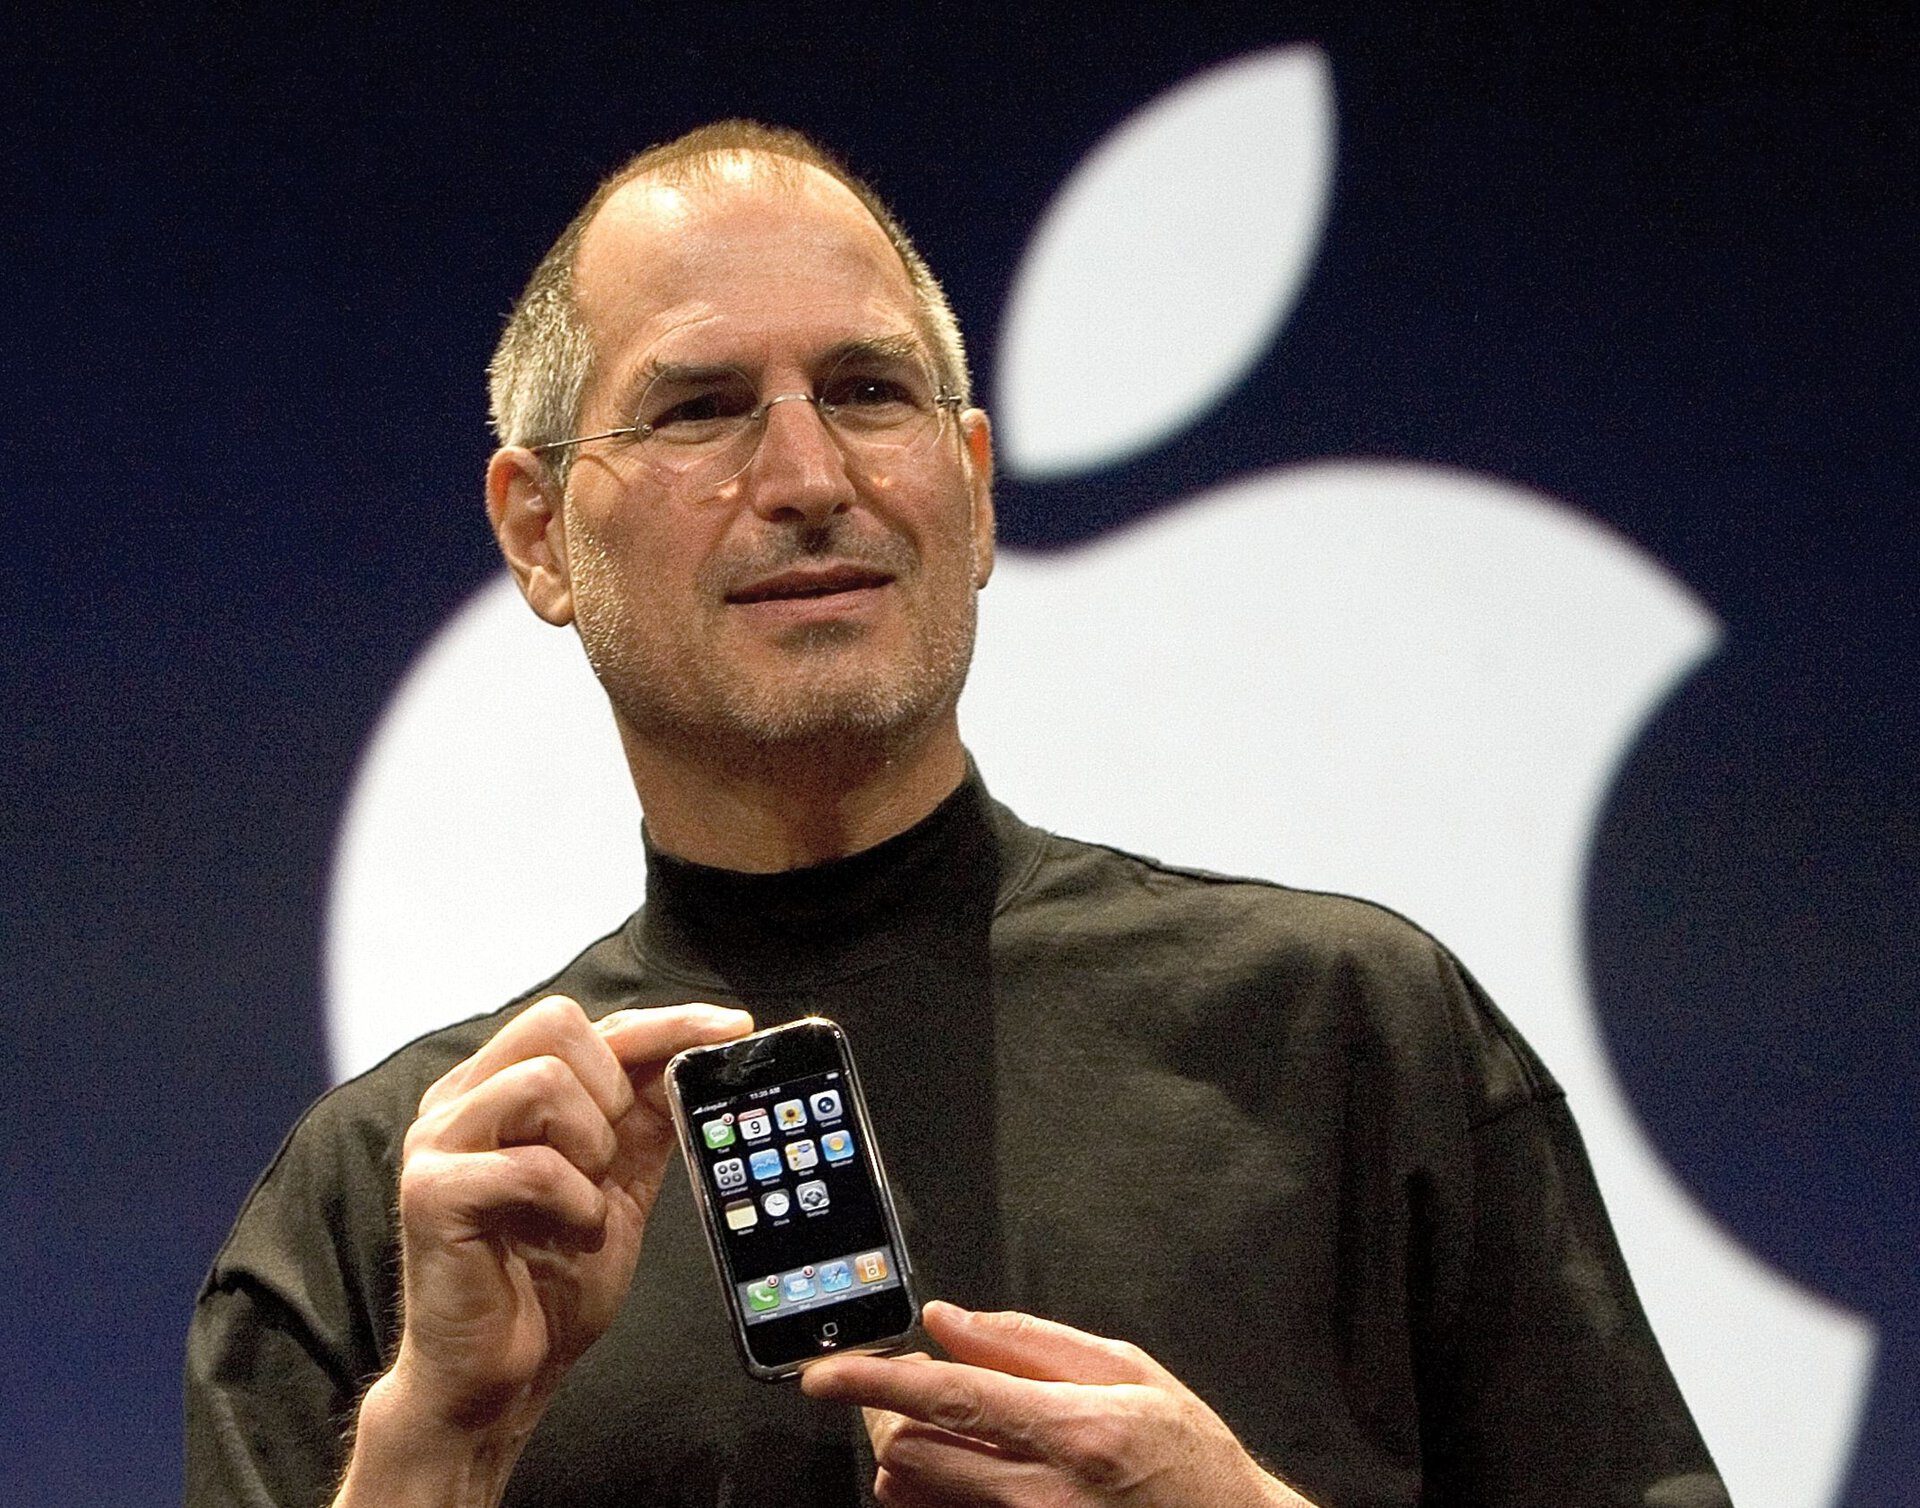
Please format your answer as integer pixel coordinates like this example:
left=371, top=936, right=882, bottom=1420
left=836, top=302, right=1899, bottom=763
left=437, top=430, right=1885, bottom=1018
left=744, top=393, right=856, bottom=524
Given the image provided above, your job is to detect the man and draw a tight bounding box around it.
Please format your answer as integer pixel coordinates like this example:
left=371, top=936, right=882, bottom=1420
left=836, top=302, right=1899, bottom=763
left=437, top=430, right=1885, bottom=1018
left=187, top=122, right=1728, bottom=1508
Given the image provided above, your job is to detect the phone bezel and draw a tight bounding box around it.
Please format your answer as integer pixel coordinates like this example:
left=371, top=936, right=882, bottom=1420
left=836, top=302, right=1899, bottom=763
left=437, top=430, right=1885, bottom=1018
left=665, top=1016, right=919, bottom=1381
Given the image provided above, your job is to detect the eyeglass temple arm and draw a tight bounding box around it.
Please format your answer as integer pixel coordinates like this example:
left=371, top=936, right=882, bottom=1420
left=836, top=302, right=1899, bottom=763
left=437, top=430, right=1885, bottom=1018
left=526, top=426, right=641, bottom=456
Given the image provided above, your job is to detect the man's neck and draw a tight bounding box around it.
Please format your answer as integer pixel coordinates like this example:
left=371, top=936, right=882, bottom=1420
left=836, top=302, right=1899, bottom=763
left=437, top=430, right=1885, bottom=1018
left=618, top=715, right=969, bottom=873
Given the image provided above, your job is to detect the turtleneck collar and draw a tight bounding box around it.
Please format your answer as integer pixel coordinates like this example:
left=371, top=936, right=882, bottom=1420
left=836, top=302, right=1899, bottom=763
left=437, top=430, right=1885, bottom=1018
left=627, top=762, right=1043, bottom=993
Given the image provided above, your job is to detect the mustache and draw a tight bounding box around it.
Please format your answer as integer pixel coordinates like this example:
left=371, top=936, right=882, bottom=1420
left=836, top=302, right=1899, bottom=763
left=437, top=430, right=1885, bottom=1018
left=701, top=518, right=917, bottom=598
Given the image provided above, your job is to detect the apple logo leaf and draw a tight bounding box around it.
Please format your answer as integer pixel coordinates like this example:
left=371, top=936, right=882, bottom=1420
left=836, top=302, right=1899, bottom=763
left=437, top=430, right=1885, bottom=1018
left=997, top=46, right=1334, bottom=480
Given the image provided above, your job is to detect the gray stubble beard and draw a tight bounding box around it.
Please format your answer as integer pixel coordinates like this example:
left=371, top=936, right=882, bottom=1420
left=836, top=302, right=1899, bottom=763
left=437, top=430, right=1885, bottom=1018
left=567, top=520, right=982, bottom=776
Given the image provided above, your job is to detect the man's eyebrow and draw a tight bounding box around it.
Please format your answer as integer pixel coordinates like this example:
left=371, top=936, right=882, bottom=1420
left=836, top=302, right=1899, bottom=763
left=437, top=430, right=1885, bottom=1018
left=612, top=336, right=930, bottom=408
left=818, top=334, right=925, bottom=367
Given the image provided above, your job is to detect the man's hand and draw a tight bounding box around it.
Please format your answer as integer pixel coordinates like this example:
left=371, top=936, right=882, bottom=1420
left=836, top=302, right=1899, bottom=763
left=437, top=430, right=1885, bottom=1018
left=335, top=995, right=752, bottom=1508
left=801, top=1302, right=1316, bottom=1508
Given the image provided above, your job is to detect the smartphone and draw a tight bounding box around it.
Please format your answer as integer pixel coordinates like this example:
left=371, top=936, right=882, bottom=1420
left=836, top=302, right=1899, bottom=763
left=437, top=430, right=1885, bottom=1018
left=665, top=1017, right=919, bottom=1380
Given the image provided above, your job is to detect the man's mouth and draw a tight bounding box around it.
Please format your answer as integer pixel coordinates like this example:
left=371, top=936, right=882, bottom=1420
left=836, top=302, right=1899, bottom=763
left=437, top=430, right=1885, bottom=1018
left=725, top=564, right=896, bottom=605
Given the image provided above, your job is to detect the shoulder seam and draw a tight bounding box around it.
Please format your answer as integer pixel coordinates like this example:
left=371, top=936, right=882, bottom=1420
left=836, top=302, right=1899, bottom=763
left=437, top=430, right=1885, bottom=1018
left=1021, top=826, right=1452, bottom=935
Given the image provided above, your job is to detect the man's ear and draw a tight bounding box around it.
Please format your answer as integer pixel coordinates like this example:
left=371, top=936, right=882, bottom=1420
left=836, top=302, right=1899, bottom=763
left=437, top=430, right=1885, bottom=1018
left=961, top=408, right=996, bottom=589
left=485, top=447, right=575, bottom=626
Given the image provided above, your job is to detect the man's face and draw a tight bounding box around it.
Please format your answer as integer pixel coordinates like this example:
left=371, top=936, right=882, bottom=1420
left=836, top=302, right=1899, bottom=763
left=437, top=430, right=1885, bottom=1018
left=549, top=163, right=994, bottom=763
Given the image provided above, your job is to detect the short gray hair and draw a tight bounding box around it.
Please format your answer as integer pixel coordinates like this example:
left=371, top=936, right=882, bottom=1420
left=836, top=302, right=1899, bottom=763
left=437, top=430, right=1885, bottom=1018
left=486, top=121, right=971, bottom=473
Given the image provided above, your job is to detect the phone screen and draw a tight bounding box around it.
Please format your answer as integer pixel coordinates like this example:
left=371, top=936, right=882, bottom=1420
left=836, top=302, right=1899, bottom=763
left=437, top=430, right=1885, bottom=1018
left=671, top=1020, right=916, bottom=1375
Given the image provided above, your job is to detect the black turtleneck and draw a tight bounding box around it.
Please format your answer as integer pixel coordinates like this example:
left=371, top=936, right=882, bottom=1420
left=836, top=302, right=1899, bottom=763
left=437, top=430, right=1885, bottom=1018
left=188, top=767, right=1726, bottom=1508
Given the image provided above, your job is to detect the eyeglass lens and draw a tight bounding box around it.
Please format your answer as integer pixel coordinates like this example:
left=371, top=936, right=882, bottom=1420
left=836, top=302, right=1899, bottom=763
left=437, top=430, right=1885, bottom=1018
left=632, top=351, right=951, bottom=491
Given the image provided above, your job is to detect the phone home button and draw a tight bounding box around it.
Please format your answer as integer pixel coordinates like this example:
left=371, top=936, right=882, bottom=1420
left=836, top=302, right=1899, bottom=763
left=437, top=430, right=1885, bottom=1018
left=816, top=1321, right=840, bottom=1350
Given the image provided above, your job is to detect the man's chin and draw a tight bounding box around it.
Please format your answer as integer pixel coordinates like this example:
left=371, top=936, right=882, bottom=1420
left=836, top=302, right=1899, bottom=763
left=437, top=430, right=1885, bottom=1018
left=714, top=624, right=970, bottom=740
left=716, top=678, right=954, bottom=751
left=606, top=613, right=977, bottom=770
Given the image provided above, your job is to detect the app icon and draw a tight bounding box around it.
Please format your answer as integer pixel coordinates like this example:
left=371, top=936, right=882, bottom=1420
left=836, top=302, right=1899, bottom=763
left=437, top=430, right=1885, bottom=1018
left=774, top=1099, right=807, bottom=1131
left=712, top=1157, right=746, bottom=1193
left=785, top=1138, right=819, bottom=1173
left=724, top=1198, right=758, bottom=1232
left=737, top=1109, right=772, bottom=1141
left=795, top=1179, right=830, bottom=1212
left=746, top=1276, right=780, bottom=1312
left=748, top=1148, right=783, bottom=1181
left=784, top=1268, right=817, bottom=1301
left=820, top=1260, right=852, bottom=1293
left=701, top=1116, right=735, bottom=1150
left=809, top=1089, right=843, bottom=1121
left=821, top=1129, right=854, bottom=1163
left=854, top=1250, right=890, bottom=1284
left=762, top=1188, right=791, bottom=1218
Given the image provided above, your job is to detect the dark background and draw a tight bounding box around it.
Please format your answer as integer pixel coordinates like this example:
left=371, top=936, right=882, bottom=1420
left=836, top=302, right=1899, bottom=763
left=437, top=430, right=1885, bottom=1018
left=3, top=5, right=1913, bottom=1504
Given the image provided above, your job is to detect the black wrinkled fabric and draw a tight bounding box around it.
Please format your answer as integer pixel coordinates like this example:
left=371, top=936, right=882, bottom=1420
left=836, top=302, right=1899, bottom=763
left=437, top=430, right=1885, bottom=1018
left=186, top=770, right=1725, bottom=1507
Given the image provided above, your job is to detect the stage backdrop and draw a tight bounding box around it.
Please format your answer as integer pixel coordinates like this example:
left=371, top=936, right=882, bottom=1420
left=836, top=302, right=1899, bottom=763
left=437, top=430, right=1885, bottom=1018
left=4, top=9, right=1914, bottom=1507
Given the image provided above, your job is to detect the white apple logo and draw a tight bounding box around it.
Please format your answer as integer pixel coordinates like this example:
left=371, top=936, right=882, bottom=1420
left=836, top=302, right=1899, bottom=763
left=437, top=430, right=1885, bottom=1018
left=326, top=47, right=1870, bottom=1508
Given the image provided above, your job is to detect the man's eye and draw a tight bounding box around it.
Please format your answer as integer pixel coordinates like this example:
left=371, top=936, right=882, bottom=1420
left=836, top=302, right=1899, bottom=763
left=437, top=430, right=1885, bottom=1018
left=645, top=385, right=755, bottom=432
left=824, top=374, right=918, bottom=409
left=662, top=395, right=725, bottom=424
